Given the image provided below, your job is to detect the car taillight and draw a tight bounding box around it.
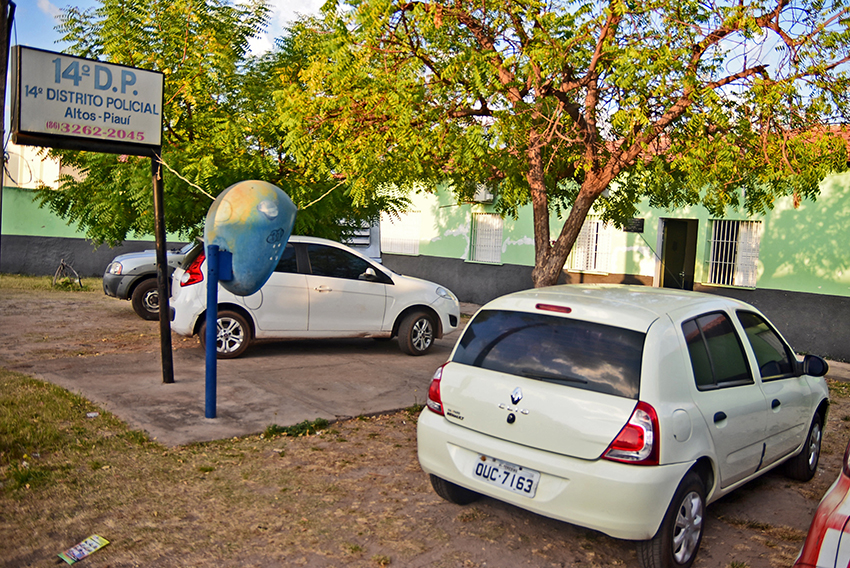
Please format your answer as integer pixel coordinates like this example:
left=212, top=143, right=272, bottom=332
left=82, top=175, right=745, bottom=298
left=180, top=252, right=205, bottom=287
left=426, top=364, right=447, bottom=415
left=603, top=401, right=660, bottom=465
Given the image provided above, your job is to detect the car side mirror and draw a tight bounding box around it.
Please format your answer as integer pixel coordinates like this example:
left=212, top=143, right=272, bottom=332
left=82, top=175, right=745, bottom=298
left=801, top=354, right=829, bottom=377
left=359, top=267, right=379, bottom=282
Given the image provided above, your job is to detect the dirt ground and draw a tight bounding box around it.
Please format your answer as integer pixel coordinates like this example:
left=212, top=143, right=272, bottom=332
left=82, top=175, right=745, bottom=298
left=2, top=282, right=850, bottom=568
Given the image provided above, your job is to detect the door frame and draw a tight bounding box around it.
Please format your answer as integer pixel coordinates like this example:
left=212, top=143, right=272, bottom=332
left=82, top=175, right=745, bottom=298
left=655, top=218, right=699, bottom=290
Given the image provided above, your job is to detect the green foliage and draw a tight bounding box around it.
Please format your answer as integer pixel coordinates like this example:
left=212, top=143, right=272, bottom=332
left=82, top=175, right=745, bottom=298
left=264, top=418, right=330, bottom=438
left=277, top=0, right=850, bottom=285
left=35, top=0, right=406, bottom=246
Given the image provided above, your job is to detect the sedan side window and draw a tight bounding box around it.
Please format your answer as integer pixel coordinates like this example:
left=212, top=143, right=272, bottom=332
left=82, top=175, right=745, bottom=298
left=736, top=311, right=796, bottom=380
left=306, top=244, right=372, bottom=281
left=682, top=312, right=753, bottom=390
left=274, top=243, right=298, bottom=274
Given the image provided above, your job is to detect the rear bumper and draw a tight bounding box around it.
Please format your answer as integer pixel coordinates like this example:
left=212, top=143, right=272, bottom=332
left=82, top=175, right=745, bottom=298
left=417, top=409, right=692, bottom=541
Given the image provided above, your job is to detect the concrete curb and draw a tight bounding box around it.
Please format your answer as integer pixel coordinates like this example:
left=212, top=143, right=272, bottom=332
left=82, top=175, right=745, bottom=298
left=827, top=360, right=850, bottom=382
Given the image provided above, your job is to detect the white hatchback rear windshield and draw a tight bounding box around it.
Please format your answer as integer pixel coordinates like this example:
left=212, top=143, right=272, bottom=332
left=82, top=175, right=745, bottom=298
left=452, top=310, right=645, bottom=399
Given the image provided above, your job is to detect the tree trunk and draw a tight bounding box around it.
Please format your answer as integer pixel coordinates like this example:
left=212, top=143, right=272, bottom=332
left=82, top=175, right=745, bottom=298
left=526, top=131, right=551, bottom=282
left=530, top=178, right=610, bottom=288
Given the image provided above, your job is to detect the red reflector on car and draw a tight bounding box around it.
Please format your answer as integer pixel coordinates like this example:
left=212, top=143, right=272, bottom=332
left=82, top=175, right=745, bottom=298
left=426, top=364, right=447, bottom=416
left=536, top=303, right=571, bottom=314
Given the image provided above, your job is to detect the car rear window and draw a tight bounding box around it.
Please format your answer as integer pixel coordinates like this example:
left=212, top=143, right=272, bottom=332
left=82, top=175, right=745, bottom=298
left=451, top=309, right=645, bottom=399
left=682, top=312, right=753, bottom=389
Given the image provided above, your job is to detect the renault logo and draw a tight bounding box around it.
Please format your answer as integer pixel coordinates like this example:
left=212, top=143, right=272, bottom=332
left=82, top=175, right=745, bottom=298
left=511, top=387, right=523, bottom=405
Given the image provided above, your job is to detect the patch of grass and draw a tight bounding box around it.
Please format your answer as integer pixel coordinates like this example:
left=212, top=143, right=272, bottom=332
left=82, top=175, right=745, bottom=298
left=6, top=462, right=52, bottom=490
left=828, top=379, right=850, bottom=399
left=53, top=277, right=89, bottom=291
left=264, top=417, right=330, bottom=438
left=344, top=542, right=364, bottom=555
left=405, top=403, right=424, bottom=417
left=372, top=554, right=391, bottom=566
left=198, top=466, right=215, bottom=473
left=0, top=370, right=130, bottom=466
left=721, top=516, right=806, bottom=542
left=728, top=562, right=749, bottom=568
left=0, top=274, right=98, bottom=292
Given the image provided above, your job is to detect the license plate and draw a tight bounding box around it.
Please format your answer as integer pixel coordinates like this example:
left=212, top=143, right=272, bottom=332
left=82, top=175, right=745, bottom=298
left=472, top=455, right=540, bottom=498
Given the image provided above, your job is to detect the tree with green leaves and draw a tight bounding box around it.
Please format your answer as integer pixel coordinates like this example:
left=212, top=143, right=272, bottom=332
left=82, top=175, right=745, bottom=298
left=277, top=0, right=850, bottom=287
left=36, top=0, right=405, bottom=246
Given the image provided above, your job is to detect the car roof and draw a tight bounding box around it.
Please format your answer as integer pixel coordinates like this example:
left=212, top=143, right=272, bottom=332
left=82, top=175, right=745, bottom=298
left=481, top=284, right=754, bottom=332
left=287, top=235, right=350, bottom=247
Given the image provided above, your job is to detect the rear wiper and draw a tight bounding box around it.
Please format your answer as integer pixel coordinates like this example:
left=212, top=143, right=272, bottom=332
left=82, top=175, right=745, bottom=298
left=520, top=369, right=588, bottom=385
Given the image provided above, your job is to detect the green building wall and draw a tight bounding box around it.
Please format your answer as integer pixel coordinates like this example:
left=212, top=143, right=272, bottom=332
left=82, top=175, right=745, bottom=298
left=394, top=171, right=850, bottom=299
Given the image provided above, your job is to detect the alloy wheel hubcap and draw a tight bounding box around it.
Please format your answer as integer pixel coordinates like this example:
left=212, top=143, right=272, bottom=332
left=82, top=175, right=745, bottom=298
left=412, top=319, right=433, bottom=351
left=809, top=423, right=822, bottom=469
left=672, top=490, right=703, bottom=564
left=216, top=318, right=244, bottom=353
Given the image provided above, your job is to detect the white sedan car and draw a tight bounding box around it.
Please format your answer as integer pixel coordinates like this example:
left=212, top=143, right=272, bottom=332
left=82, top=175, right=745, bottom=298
left=170, top=236, right=460, bottom=358
left=418, top=284, right=829, bottom=568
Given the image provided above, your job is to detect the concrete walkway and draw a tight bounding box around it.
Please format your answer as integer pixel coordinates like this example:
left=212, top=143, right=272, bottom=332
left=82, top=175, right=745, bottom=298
left=11, top=300, right=848, bottom=448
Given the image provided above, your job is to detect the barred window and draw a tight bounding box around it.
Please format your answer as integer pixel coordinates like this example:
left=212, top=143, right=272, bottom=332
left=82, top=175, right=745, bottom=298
left=470, top=213, right=503, bottom=264
left=707, top=220, right=763, bottom=288
left=567, top=216, right=612, bottom=273
left=380, top=211, right=421, bottom=255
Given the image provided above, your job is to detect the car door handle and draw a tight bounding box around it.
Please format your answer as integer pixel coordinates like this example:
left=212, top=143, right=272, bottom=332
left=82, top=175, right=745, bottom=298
left=771, top=399, right=781, bottom=409
left=314, top=285, right=333, bottom=292
left=714, top=412, right=727, bottom=423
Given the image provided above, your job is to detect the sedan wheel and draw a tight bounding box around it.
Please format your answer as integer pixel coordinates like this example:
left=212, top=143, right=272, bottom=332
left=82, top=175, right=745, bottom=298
left=199, top=310, right=252, bottom=359
left=399, top=311, right=435, bottom=356
left=784, top=411, right=823, bottom=481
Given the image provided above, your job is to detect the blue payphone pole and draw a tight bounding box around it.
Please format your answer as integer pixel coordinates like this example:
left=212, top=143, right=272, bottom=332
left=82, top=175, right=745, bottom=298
left=204, top=244, right=232, bottom=419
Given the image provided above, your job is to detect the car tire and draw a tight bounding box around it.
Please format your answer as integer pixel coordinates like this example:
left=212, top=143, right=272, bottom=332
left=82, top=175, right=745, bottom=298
left=131, top=279, right=161, bottom=321
left=636, top=471, right=705, bottom=568
left=199, top=310, right=252, bottom=359
left=784, top=411, right=823, bottom=481
left=429, top=474, right=480, bottom=505
left=398, top=311, right=435, bottom=356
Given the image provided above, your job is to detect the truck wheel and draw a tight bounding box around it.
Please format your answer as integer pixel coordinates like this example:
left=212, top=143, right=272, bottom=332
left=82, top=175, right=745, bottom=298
left=131, top=279, right=160, bottom=320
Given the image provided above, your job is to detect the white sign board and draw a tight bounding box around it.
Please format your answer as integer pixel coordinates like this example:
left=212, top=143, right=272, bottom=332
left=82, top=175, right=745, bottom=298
left=12, top=46, right=163, bottom=151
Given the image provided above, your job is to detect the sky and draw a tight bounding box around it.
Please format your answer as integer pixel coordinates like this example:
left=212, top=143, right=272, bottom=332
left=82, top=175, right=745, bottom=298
left=12, top=0, right=324, bottom=54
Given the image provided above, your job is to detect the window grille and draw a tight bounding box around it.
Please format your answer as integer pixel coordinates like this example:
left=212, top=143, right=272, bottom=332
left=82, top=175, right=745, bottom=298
left=707, top=220, right=762, bottom=287
left=567, top=216, right=611, bottom=273
left=470, top=213, right=503, bottom=263
left=380, top=211, right=421, bottom=255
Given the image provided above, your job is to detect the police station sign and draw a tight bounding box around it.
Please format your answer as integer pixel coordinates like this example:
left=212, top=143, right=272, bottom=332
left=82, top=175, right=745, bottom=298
left=11, top=46, right=163, bottom=155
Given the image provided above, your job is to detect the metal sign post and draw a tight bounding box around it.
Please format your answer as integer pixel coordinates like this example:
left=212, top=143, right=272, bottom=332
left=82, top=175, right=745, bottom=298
left=151, top=154, right=173, bottom=383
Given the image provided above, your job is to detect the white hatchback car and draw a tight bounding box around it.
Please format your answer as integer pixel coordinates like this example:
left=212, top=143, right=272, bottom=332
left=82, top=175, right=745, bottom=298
left=170, top=236, right=460, bottom=358
left=418, top=284, right=829, bottom=568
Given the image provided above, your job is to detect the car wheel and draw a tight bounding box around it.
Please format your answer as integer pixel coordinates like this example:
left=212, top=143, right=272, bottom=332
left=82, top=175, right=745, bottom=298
left=637, top=471, right=705, bottom=568
left=399, top=311, right=435, bottom=356
left=199, top=310, right=252, bottom=359
left=131, top=279, right=160, bottom=321
left=429, top=474, right=480, bottom=505
left=784, top=411, right=823, bottom=481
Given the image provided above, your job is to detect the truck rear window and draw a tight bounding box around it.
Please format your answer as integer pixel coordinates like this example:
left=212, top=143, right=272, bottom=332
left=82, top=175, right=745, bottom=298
left=452, top=309, right=645, bottom=399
